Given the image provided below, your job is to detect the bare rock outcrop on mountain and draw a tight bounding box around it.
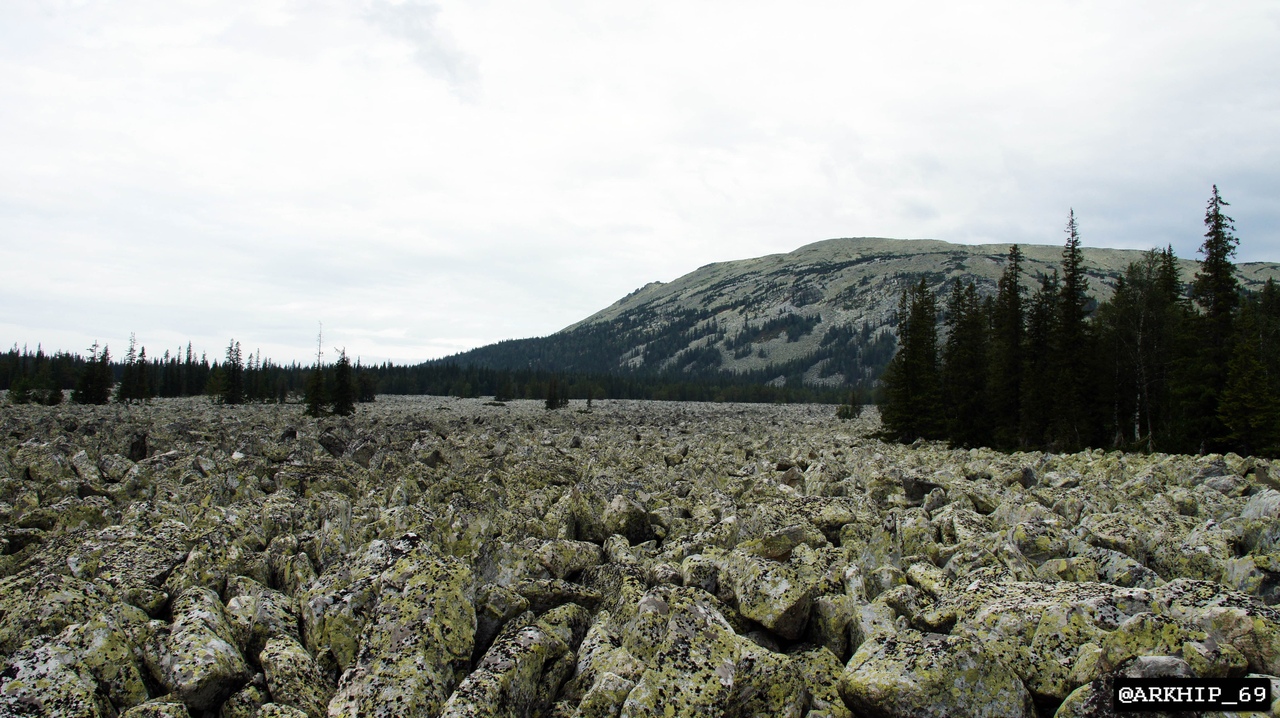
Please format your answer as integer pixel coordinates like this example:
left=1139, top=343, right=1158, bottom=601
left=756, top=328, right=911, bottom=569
left=3, top=395, right=1280, bottom=716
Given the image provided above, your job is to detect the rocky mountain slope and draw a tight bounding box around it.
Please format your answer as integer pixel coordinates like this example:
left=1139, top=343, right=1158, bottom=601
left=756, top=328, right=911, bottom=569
left=449, top=237, right=1280, bottom=388
left=5, top=397, right=1280, bottom=716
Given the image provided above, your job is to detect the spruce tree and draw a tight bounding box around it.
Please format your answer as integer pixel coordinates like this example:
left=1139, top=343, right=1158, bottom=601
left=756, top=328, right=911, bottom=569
left=116, top=334, right=138, bottom=403
left=1021, top=272, right=1059, bottom=447
left=941, top=281, right=990, bottom=447
left=304, top=366, right=327, bottom=417
left=988, top=245, right=1025, bottom=448
left=1193, top=186, right=1241, bottom=337
left=1096, top=249, right=1186, bottom=450
left=222, top=340, right=245, bottom=405
left=357, top=371, right=378, bottom=403
left=880, top=277, right=942, bottom=442
left=72, top=342, right=112, bottom=405
left=1179, top=186, right=1242, bottom=452
left=34, top=362, right=61, bottom=405
left=136, top=347, right=151, bottom=401
left=545, top=377, right=568, bottom=410
left=1220, top=297, right=1280, bottom=456
left=8, top=374, right=31, bottom=404
left=1051, top=210, right=1095, bottom=450
left=331, top=350, right=355, bottom=416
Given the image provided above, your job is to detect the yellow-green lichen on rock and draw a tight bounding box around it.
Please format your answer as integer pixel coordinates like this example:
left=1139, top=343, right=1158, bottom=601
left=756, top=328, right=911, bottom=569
left=0, top=636, right=113, bottom=718
left=840, top=628, right=1034, bottom=718
left=154, top=586, right=251, bottom=711
left=259, top=634, right=332, bottom=718
left=439, top=603, right=590, bottom=717
left=327, top=545, right=475, bottom=718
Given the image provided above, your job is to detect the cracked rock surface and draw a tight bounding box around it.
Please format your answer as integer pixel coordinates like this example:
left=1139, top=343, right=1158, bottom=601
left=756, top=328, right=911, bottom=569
left=3, top=396, right=1280, bottom=717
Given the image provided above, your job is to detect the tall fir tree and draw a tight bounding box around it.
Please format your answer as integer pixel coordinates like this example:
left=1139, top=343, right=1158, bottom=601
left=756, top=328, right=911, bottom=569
left=880, top=277, right=943, bottom=442
left=941, top=281, right=990, bottom=447
left=1219, top=295, right=1280, bottom=456
left=1021, top=271, right=1059, bottom=447
left=1179, top=186, right=1242, bottom=452
left=1096, top=248, right=1186, bottom=450
left=331, top=350, right=355, bottom=416
left=545, top=377, right=568, bottom=409
left=988, top=244, right=1025, bottom=448
left=136, top=347, right=151, bottom=401
left=1193, top=185, right=1242, bottom=338
left=304, top=367, right=327, bottom=417
left=1051, top=210, right=1095, bottom=450
left=116, top=333, right=139, bottom=403
left=222, top=340, right=244, bottom=405
left=72, top=342, right=112, bottom=405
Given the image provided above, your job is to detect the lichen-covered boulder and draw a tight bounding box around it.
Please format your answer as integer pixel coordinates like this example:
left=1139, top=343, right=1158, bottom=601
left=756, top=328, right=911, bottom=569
left=791, top=647, right=852, bottom=718
left=327, top=548, right=475, bottom=718
left=573, top=671, right=636, bottom=718
left=839, top=629, right=1034, bottom=718
left=1222, top=553, right=1280, bottom=605
left=56, top=612, right=152, bottom=712
left=513, top=578, right=603, bottom=614
left=1097, top=612, right=1204, bottom=674
left=259, top=635, right=331, bottom=718
left=119, top=701, right=192, bottom=717
left=473, top=583, right=532, bottom=663
left=1152, top=578, right=1280, bottom=675
left=299, top=536, right=416, bottom=675
left=225, top=577, right=299, bottom=661
left=738, top=523, right=828, bottom=560
left=536, top=539, right=605, bottom=580
left=219, top=683, right=268, bottom=718
left=615, top=585, right=807, bottom=718
left=440, top=602, right=590, bottom=717
left=153, top=586, right=251, bottom=711
left=255, top=704, right=309, bottom=718
left=807, top=593, right=857, bottom=659
left=603, top=495, right=653, bottom=544
left=1073, top=543, right=1164, bottom=588
left=946, top=580, right=1153, bottom=703
left=618, top=591, right=744, bottom=715
left=0, top=573, right=111, bottom=656
left=1021, top=603, right=1106, bottom=699
left=80, top=519, right=193, bottom=613
left=720, top=550, right=811, bottom=640
left=0, top=636, right=113, bottom=718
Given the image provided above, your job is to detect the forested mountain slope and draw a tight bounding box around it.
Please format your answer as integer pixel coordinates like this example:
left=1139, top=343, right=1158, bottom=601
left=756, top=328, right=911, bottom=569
left=443, top=237, right=1280, bottom=389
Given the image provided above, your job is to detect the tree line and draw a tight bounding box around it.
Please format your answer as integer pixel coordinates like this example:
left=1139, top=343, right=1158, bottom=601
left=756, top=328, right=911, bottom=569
left=1, top=338, right=375, bottom=416
left=3, top=338, right=847, bottom=411
left=881, top=186, right=1280, bottom=457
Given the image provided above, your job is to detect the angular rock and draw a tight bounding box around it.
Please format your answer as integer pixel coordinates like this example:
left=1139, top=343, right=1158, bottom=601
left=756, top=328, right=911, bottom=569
left=260, top=635, right=331, bottom=718
left=840, top=629, right=1034, bottom=718
left=721, top=550, right=811, bottom=640
left=155, top=586, right=252, bottom=711
left=328, top=548, right=474, bottom=718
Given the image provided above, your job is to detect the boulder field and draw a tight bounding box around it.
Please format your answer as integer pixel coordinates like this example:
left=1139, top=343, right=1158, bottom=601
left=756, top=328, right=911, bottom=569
left=3, top=395, right=1280, bottom=717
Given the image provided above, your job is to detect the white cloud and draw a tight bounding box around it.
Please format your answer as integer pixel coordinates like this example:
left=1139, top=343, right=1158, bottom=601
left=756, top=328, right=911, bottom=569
left=365, top=0, right=480, bottom=99
left=1, top=0, right=1278, bottom=363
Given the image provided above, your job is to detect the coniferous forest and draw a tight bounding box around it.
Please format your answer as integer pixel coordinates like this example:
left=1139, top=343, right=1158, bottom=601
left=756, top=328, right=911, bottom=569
left=0, top=338, right=843, bottom=413
left=880, top=187, right=1280, bottom=457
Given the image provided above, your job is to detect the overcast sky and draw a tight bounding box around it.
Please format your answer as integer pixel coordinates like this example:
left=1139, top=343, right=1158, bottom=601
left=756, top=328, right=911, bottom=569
left=3, top=1, right=1278, bottom=365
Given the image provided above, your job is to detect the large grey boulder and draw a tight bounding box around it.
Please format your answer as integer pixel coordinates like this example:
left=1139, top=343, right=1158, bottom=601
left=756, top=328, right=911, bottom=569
left=153, top=587, right=251, bottom=711
left=839, top=629, right=1034, bottom=718
left=259, top=635, right=331, bottom=718
left=439, top=602, right=591, bottom=717
left=327, top=547, right=475, bottom=718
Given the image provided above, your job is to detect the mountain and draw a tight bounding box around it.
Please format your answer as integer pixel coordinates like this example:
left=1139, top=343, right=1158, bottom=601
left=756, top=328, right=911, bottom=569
left=442, top=237, right=1280, bottom=388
